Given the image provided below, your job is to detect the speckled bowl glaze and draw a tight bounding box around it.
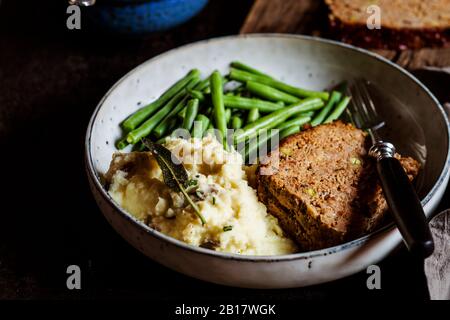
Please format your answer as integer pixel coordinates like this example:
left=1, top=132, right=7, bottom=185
left=87, top=0, right=209, bottom=33
left=85, top=34, right=450, bottom=288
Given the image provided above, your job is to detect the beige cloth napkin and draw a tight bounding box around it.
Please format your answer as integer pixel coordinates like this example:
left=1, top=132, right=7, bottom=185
left=426, top=209, right=450, bottom=300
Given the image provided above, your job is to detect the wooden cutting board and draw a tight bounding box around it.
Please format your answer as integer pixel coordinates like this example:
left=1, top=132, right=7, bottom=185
left=240, top=0, right=450, bottom=69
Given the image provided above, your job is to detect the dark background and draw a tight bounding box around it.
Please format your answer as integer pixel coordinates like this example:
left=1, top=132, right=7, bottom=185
left=0, top=0, right=448, bottom=302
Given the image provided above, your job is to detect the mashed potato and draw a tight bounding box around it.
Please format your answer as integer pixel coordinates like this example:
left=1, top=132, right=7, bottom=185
left=106, top=135, right=297, bottom=255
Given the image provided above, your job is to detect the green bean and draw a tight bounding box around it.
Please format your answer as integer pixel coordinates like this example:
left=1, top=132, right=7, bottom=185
left=178, top=106, right=187, bottom=119
left=182, top=99, right=199, bottom=131
left=204, top=73, right=229, bottom=94
left=230, top=68, right=329, bottom=100
left=324, top=96, right=351, bottom=124
left=244, top=129, right=278, bottom=163
left=279, top=125, right=300, bottom=140
left=298, top=111, right=315, bottom=118
left=210, top=71, right=228, bottom=148
left=155, top=118, right=178, bottom=143
left=247, top=108, right=260, bottom=124
left=126, top=78, right=199, bottom=144
left=196, top=77, right=211, bottom=92
left=122, top=69, right=200, bottom=131
left=191, top=114, right=210, bottom=139
left=116, top=138, right=129, bottom=150
left=200, top=72, right=229, bottom=93
left=152, top=78, right=202, bottom=138
left=223, top=95, right=284, bottom=113
left=311, top=91, right=342, bottom=126
left=225, top=108, right=232, bottom=124
left=187, top=75, right=212, bottom=98
left=277, top=115, right=311, bottom=131
left=188, top=89, right=205, bottom=102
left=246, top=81, right=300, bottom=104
left=234, top=97, right=324, bottom=142
left=231, top=116, right=243, bottom=130
left=153, top=98, right=186, bottom=138
left=230, top=61, right=273, bottom=79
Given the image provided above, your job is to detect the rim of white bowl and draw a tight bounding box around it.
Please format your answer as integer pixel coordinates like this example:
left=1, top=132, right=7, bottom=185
left=85, top=33, right=450, bottom=262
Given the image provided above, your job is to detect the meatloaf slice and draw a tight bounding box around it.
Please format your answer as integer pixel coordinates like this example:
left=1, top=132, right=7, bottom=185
left=257, top=121, right=420, bottom=251
left=325, top=0, right=450, bottom=49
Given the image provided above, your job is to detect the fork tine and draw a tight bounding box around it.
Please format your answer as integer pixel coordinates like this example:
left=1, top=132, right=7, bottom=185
left=349, top=79, right=368, bottom=128
left=346, top=81, right=356, bottom=112
left=349, top=78, right=384, bottom=131
left=347, top=81, right=358, bottom=125
left=344, top=82, right=358, bottom=127
left=356, top=79, right=372, bottom=124
left=359, top=80, right=379, bottom=122
left=348, top=81, right=361, bottom=127
left=360, top=79, right=385, bottom=129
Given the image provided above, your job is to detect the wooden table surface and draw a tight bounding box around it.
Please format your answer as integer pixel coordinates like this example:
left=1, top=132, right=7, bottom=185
left=0, top=0, right=448, bottom=302
left=241, top=0, right=450, bottom=69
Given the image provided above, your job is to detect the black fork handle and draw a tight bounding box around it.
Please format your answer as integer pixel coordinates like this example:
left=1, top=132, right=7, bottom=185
left=377, top=157, right=434, bottom=259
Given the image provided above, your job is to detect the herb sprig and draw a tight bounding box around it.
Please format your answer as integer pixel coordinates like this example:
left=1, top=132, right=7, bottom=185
left=142, top=138, right=206, bottom=225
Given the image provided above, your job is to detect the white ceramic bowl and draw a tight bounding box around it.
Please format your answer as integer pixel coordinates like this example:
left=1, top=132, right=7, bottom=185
left=85, top=34, right=450, bottom=288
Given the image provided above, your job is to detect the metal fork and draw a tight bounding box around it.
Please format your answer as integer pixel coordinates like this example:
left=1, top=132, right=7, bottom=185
left=349, top=79, right=435, bottom=260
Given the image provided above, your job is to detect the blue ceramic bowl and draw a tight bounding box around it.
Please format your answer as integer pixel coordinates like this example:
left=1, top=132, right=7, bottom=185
left=88, top=0, right=209, bottom=33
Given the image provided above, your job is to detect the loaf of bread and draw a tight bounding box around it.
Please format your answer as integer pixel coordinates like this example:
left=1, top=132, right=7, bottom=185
left=325, top=0, right=450, bottom=49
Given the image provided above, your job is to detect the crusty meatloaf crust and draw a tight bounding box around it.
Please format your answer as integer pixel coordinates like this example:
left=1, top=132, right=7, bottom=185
left=325, top=0, right=450, bottom=49
left=257, top=121, right=420, bottom=251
